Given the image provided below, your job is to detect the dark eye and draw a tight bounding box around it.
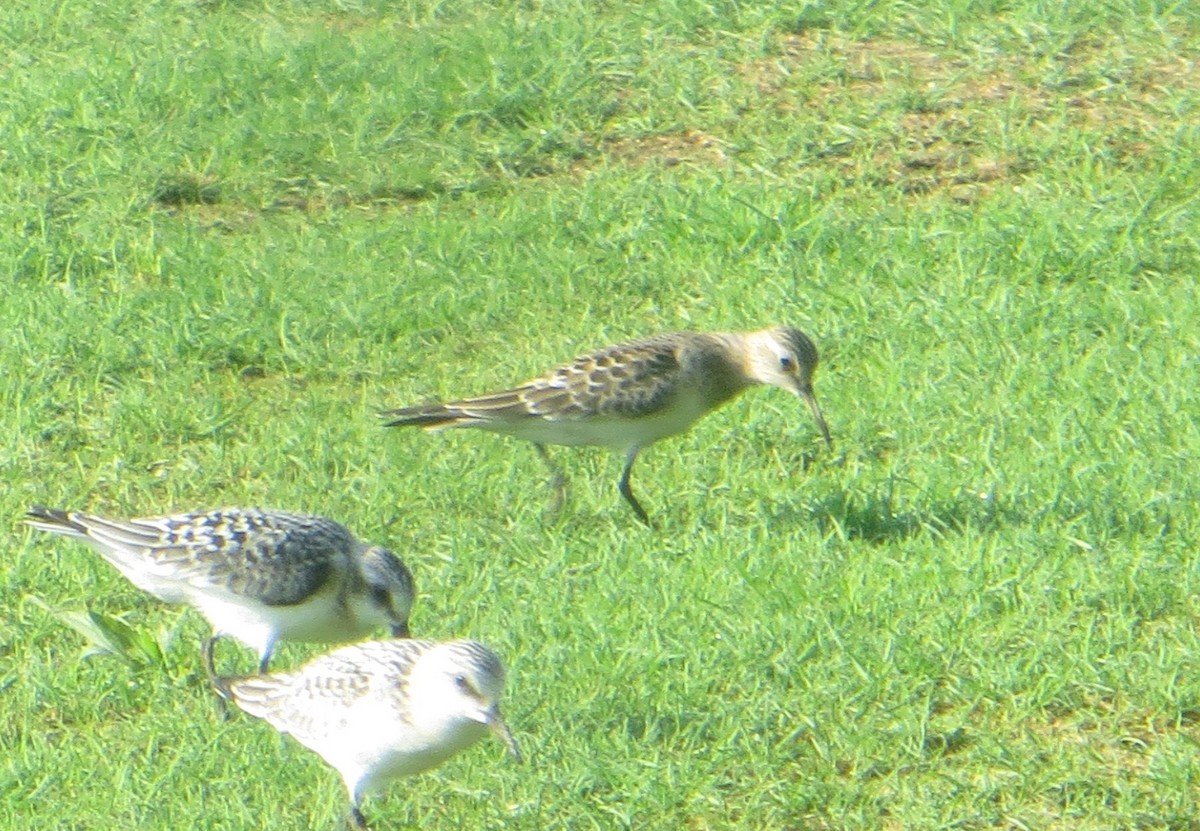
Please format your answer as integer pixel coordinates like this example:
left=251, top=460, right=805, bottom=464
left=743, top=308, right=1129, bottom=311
left=370, top=586, right=391, bottom=606
left=453, top=674, right=470, bottom=691
left=779, top=355, right=793, bottom=372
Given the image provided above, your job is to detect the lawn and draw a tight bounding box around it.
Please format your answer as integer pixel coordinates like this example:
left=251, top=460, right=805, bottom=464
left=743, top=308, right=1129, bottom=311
left=2, top=0, right=1199, bottom=828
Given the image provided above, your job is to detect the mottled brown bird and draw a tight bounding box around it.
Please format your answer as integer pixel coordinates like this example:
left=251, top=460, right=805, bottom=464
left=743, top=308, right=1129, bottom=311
left=383, top=325, right=832, bottom=525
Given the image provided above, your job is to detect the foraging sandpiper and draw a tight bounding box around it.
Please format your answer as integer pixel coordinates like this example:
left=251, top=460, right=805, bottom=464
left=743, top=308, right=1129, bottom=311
left=383, top=325, right=832, bottom=525
left=25, top=506, right=414, bottom=675
left=215, top=638, right=520, bottom=830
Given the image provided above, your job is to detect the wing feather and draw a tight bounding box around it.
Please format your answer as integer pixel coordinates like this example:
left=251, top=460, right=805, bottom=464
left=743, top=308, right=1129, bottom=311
left=28, top=507, right=346, bottom=607
left=383, top=333, right=690, bottom=427
left=223, top=640, right=430, bottom=741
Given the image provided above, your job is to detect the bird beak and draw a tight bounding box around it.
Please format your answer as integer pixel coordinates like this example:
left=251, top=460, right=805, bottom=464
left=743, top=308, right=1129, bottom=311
left=390, top=621, right=411, bottom=638
left=486, top=708, right=522, bottom=763
left=796, top=383, right=833, bottom=450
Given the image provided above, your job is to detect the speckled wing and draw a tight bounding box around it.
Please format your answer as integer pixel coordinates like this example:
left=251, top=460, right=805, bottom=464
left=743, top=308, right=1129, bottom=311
left=385, top=334, right=688, bottom=426
left=224, top=639, right=430, bottom=742
left=34, top=508, right=347, bottom=607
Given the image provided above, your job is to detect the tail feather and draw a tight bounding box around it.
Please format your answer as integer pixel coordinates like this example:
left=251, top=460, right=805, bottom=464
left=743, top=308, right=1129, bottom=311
left=380, top=405, right=464, bottom=428
left=210, top=672, right=237, bottom=701
left=60, top=514, right=167, bottom=550
left=381, top=388, right=539, bottom=428
left=25, top=506, right=89, bottom=539
left=26, top=506, right=167, bottom=550
left=215, top=673, right=280, bottom=714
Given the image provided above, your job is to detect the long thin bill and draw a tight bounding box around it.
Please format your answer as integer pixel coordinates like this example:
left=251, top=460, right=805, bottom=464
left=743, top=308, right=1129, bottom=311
left=799, top=384, right=833, bottom=449
left=490, top=713, right=523, bottom=763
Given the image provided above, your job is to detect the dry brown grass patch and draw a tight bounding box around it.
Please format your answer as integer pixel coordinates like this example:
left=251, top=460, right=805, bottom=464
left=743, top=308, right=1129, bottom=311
left=737, top=31, right=1196, bottom=200
left=597, top=129, right=730, bottom=169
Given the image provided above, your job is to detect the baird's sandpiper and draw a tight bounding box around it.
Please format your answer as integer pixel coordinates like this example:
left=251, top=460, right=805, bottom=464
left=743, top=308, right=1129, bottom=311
left=215, top=638, right=520, bottom=830
left=382, top=325, right=832, bottom=525
left=25, top=506, right=415, bottom=676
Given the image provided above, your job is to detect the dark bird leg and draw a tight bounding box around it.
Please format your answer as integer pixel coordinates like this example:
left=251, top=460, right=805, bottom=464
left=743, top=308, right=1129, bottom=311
left=348, top=803, right=370, bottom=830
left=534, top=443, right=568, bottom=516
left=257, top=645, right=274, bottom=675
left=203, top=635, right=220, bottom=680
left=618, top=447, right=653, bottom=528
left=204, top=636, right=230, bottom=719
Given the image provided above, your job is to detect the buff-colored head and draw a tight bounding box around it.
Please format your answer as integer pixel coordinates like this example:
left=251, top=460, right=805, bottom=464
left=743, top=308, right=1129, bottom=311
left=743, top=326, right=833, bottom=449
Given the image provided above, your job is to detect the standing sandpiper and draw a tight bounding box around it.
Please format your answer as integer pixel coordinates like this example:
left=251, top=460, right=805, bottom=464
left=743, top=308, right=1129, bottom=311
left=215, top=638, right=520, bottom=830
left=382, top=325, right=832, bottom=525
left=25, top=506, right=415, bottom=675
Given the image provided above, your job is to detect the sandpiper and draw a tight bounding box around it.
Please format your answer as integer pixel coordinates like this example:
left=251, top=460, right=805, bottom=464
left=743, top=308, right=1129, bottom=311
left=25, top=506, right=415, bottom=675
left=382, top=325, right=832, bottom=525
left=215, top=638, right=520, bottom=830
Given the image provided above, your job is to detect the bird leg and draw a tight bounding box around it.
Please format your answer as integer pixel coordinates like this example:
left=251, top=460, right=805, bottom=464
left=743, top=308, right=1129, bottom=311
left=203, top=635, right=220, bottom=680
left=257, top=646, right=274, bottom=675
left=203, top=636, right=231, bottom=720
left=533, top=443, right=569, bottom=517
left=618, top=448, right=654, bottom=528
left=348, top=804, right=370, bottom=830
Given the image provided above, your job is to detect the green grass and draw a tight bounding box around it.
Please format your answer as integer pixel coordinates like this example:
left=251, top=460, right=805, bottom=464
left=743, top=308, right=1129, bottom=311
left=3, top=0, right=1200, bottom=828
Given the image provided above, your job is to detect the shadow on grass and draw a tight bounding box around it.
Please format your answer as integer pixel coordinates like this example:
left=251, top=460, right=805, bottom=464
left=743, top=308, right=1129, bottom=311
left=152, top=173, right=220, bottom=207
left=833, top=728, right=974, bottom=783
left=775, top=483, right=1010, bottom=544
left=617, top=709, right=712, bottom=744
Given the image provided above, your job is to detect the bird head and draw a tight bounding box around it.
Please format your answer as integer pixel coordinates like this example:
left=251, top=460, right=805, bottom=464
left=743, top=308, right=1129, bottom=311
left=359, top=546, right=416, bottom=637
left=745, top=326, right=833, bottom=449
left=424, top=641, right=522, bottom=762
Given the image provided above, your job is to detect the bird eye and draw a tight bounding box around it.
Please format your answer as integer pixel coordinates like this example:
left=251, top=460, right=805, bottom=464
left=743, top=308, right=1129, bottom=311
left=779, top=355, right=794, bottom=372
left=370, top=586, right=391, bottom=606
left=453, top=674, right=470, bottom=691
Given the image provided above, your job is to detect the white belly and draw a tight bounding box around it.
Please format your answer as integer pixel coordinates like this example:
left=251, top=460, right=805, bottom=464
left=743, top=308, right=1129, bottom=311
left=191, top=586, right=378, bottom=658
left=494, top=390, right=715, bottom=451
left=325, top=712, right=489, bottom=797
